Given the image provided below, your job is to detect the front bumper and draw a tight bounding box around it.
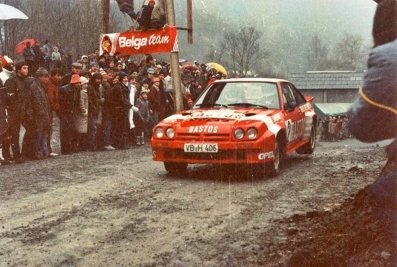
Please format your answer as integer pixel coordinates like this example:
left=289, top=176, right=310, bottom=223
left=151, top=136, right=276, bottom=164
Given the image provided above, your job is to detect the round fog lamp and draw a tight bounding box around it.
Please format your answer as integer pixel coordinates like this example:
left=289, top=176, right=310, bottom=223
left=166, top=128, right=175, bottom=138
left=247, top=128, right=258, bottom=139
left=234, top=128, right=244, bottom=140
left=155, top=128, right=164, bottom=138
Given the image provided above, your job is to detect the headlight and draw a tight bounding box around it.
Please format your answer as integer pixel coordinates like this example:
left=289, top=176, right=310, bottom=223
left=155, top=128, right=164, bottom=138
left=234, top=128, right=244, bottom=140
left=247, top=128, right=258, bottom=139
left=166, top=128, right=175, bottom=139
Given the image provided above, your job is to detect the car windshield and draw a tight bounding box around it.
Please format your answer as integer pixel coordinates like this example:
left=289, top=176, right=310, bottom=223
left=194, top=82, right=280, bottom=109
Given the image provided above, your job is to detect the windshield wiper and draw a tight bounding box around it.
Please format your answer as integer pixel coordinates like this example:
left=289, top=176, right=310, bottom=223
left=213, top=103, right=229, bottom=108
left=228, top=103, right=269, bottom=109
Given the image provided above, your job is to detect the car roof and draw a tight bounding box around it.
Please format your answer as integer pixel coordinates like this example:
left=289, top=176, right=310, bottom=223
left=213, top=77, right=289, bottom=84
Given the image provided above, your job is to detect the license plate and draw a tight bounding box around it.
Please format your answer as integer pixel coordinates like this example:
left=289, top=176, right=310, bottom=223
left=184, top=143, right=218, bottom=153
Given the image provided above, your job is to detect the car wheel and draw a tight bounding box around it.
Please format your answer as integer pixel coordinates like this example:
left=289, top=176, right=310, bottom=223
left=164, top=162, right=187, bottom=174
left=296, top=125, right=316, bottom=154
left=264, top=140, right=282, bottom=177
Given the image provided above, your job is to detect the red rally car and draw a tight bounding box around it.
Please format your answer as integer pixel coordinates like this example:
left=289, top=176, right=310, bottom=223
left=151, top=78, right=317, bottom=177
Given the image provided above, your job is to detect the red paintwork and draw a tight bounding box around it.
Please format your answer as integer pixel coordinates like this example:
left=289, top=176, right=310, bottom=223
left=151, top=78, right=316, bottom=166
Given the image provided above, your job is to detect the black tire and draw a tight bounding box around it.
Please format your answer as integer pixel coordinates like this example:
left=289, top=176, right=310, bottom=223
left=264, top=140, right=282, bottom=177
left=164, top=162, right=187, bottom=174
left=296, top=125, right=316, bottom=154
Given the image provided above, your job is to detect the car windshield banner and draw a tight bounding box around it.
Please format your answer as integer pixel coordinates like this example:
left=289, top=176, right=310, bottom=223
left=99, top=26, right=178, bottom=56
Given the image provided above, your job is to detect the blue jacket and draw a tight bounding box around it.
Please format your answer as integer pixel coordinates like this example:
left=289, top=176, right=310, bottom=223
left=348, top=39, right=397, bottom=142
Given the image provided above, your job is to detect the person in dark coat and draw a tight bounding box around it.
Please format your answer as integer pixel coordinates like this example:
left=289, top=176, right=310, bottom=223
left=2, top=61, right=33, bottom=162
left=0, top=80, right=9, bottom=164
left=148, top=76, right=166, bottom=125
left=87, top=72, right=103, bottom=151
left=30, top=67, right=51, bottom=159
left=59, top=74, right=80, bottom=154
left=60, top=62, right=82, bottom=87
left=112, top=72, right=131, bottom=149
left=101, top=71, right=116, bottom=150
left=22, top=42, right=35, bottom=77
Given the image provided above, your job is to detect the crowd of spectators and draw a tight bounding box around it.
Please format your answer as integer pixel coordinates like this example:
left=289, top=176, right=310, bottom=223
left=318, top=116, right=351, bottom=142
left=0, top=39, right=228, bottom=165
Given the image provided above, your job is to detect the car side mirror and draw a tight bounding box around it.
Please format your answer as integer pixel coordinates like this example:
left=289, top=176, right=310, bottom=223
left=305, top=96, right=314, bottom=103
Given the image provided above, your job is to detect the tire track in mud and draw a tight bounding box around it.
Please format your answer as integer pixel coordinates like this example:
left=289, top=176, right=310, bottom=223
left=147, top=146, right=385, bottom=266
left=0, top=143, right=387, bottom=266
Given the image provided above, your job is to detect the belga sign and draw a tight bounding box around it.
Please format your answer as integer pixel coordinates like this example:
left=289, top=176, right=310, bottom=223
left=100, top=26, right=178, bottom=56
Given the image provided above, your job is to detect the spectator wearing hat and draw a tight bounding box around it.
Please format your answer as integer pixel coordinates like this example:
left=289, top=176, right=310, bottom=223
left=60, top=62, right=82, bottom=86
left=89, top=62, right=100, bottom=76
left=0, top=56, right=13, bottom=156
left=30, top=67, right=51, bottom=159
left=138, top=55, right=155, bottom=82
left=0, top=56, right=15, bottom=86
left=2, top=61, right=32, bottom=163
left=138, top=67, right=155, bottom=88
left=74, top=76, right=89, bottom=151
left=81, top=55, right=90, bottom=72
left=59, top=74, right=80, bottom=154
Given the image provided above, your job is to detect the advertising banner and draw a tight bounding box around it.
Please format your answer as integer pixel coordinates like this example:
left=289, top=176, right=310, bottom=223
left=99, top=26, right=178, bottom=56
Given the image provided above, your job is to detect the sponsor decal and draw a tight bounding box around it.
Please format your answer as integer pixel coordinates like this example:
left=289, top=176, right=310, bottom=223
left=299, top=103, right=312, bottom=112
left=188, top=125, right=219, bottom=133
left=99, top=26, right=178, bottom=56
left=285, top=118, right=305, bottom=142
left=258, top=152, right=274, bottom=160
left=188, top=110, right=245, bottom=120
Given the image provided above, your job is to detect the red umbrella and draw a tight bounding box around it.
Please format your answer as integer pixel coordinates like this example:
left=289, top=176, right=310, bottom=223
left=14, top=38, right=36, bottom=54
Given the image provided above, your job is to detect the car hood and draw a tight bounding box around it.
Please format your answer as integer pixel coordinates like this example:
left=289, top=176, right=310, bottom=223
left=161, top=108, right=282, bottom=135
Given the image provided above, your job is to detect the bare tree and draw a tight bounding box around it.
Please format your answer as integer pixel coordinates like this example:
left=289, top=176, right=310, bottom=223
left=331, top=33, right=365, bottom=70
left=0, top=0, right=131, bottom=59
left=204, top=43, right=226, bottom=63
left=306, top=34, right=329, bottom=71
left=221, top=26, right=267, bottom=76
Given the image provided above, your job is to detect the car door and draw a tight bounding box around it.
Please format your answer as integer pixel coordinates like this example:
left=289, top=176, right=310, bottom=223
left=281, top=82, right=306, bottom=144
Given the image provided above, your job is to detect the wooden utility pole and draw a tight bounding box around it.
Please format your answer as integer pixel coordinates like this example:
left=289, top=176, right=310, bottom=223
left=187, top=0, right=193, bottom=44
left=102, top=0, right=110, bottom=34
left=165, top=0, right=183, bottom=112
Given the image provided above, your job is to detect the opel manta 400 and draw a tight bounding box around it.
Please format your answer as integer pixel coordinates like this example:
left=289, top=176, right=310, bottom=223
left=151, top=78, right=316, bottom=177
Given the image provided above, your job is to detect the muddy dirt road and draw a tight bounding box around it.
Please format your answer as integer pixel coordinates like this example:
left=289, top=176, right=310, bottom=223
left=0, top=140, right=389, bottom=266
